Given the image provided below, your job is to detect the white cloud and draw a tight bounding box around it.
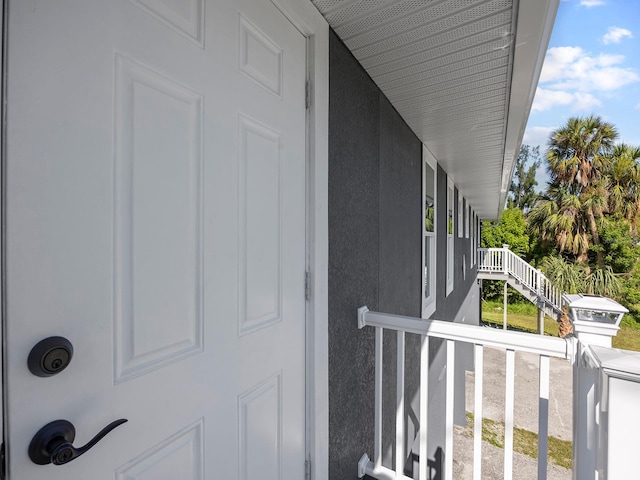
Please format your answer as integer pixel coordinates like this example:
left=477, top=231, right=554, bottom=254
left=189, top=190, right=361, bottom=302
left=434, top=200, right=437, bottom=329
left=580, top=0, right=606, bottom=7
left=531, top=88, right=575, bottom=111
left=636, top=103, right=640, bottom=111
left=541, top=47, right=638, bottom=91
left=539, top=47, right=584, bottom=83
left=572, top=92, right=604, bottom=110
left=523, top=126, right=555, bottom=147
left=602, top=26, right=633, bottom=45
left=533, top=46, right=640, bottom=111
left=531, top=88, right=601, bottom=112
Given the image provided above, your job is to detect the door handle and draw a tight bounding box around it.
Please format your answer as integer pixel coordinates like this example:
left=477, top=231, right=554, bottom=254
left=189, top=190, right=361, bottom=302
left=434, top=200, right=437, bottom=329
left=28, top=419, right=127, bottom=465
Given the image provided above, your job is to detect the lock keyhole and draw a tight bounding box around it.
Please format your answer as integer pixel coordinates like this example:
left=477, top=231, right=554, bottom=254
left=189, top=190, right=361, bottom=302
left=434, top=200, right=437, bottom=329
left=28, top=337, right=74, bottom=377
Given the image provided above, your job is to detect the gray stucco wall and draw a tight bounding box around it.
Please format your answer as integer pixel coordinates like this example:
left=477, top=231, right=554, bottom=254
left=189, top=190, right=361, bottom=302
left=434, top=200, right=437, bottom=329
left=328, top=30, right=422, bottom=479
left=328, top=30, right=481, bottom=480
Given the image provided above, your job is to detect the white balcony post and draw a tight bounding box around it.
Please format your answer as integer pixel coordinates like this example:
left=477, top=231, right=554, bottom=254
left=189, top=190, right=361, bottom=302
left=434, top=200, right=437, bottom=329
left=503, top=281, right=508, bottom=330
left=537, top=307, right=544, bottom=336
left=502, top=244, right=509, bottom=274
left=573, top=340, right=597, bottom=480
left=569, top=295, right=629, bottom=480
left=572, top=342, right=640, bottom=480
left=564, top=294, right=628, bottom=348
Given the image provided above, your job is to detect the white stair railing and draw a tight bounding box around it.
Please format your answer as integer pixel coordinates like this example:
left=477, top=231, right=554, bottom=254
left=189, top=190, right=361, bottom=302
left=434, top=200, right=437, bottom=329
left=357, top=307, right=575, bottom=480
left=478, top=246, right=562, bottom=315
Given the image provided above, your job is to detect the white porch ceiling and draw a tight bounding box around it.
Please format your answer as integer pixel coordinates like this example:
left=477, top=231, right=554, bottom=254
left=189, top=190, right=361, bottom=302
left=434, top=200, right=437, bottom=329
left=312, top=0, right=558, bottom=219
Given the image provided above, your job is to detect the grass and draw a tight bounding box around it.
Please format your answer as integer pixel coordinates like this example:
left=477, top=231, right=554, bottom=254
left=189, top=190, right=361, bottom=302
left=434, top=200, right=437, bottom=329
left=481, top=300, right=561, bottom=337
left=482, top=300, right=640, bottom=352
left=464, top=412, right=573, bottom=469
left=614, top=314, right=640, bottom=351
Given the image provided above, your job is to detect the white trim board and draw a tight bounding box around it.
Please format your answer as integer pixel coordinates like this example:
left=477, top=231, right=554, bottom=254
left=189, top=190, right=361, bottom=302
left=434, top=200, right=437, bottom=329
left=270, top=1, right=329, bottom=479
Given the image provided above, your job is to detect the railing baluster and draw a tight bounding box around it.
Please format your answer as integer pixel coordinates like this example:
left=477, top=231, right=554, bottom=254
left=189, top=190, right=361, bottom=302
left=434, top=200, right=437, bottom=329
left=473, top=344, right=483, bottom=480
left=375, top=327, right=383, bottom=469
left=396, top=331, right=405, bottom=476
left=504, top=349, right=515, bottom=480
left=419, top=336, right=429, bottom=480
left=445, top=340, right=455, bottom=480
left=358, top=307, right=573, bottom=480
left=538, top=355, right=550, bottom=480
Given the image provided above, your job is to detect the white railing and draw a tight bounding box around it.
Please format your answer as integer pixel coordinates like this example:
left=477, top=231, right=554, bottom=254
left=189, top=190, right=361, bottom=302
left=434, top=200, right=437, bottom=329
left=478, top=246, right=562, bottom=314
left=357, top=307, right=575, bottom=480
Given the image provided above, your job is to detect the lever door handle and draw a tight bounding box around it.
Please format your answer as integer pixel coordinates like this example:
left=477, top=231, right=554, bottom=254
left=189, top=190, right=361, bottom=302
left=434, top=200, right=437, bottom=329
left=29, top=418, right=128, bottom=465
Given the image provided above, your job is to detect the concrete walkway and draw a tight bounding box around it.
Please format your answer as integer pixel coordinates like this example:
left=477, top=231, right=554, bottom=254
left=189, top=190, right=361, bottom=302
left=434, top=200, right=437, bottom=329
left=452, top=345, right=573, bottom=479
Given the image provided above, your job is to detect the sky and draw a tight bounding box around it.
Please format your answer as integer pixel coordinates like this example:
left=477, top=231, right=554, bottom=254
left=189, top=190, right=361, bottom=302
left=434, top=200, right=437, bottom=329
left=522, top=0, right=640, bottom=185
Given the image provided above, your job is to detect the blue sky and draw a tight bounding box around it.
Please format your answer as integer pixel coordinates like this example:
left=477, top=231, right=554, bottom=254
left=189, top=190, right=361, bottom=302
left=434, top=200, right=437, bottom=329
left=523, top=0, right=640, bottom=183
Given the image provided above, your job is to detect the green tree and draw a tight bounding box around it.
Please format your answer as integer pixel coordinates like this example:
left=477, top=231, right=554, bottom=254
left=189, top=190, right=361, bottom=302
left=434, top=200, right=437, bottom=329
left=482, top=208, right=530, bottom=256
left=508, top=145, right=541, bottom=211
left=529, top=115, right=618, bottom=268
left=528, top=185, right=590, bottom=262
left=546, top=115, right=617, bottom=189
left=540, top=256, right=622, bottom=297
left=602, top=143, right=640, bottom=233
left=599, top=217, right=639, bottom=273
left=481, top=208, right=531, bottom=300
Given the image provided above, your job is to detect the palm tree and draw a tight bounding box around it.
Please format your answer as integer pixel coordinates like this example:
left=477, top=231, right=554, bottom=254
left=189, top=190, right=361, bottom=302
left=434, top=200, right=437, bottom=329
left=541, top=256, right=622, bottom=297
left=546, top=115, right=618, bottom=191
left=536, top=116, right=618, bottom=267
left=603, top=144, right=640, bottom=233
left=529, top=186, right=590, bottom=262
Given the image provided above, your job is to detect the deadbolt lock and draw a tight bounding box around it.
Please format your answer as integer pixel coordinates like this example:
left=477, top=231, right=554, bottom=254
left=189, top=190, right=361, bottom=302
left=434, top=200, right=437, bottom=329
left=28, top=337, right=74, bottom=377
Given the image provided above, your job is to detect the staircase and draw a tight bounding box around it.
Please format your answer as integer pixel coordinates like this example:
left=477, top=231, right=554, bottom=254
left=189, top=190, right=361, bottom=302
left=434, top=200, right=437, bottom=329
left=477, top=246, right=562, bottom=320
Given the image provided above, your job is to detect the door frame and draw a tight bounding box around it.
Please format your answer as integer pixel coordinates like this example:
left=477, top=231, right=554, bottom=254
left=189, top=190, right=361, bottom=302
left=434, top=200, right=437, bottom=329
left=1, top=0, right=6, bottom=475
left=269, top=2, right=329, bottom=479
left=0, top=1, right=329, bottom=478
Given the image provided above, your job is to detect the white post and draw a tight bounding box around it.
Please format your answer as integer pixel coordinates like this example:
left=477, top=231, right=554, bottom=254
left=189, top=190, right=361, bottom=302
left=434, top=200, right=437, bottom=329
left=502, top=244, right=509, bottom=274
left=565, top=295, right=627, bottom=348
left=503, top=281, right=508, bottom=330
left=537, top=307, right=544, bottom=335
left=572, top=341, right=602, bottom=480
left=573, top=341, right=640, bottom=480
left=572, top=322, right=619, bottom=348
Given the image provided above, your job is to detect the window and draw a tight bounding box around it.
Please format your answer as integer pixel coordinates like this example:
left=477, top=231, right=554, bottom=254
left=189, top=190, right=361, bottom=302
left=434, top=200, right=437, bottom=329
left=475, top=214, right=482, bottom=264
left=457, top=193, right=463, bottom=238
left=423, top=149, right=437, bottom=318
left=471, top=209, right=476, bottom=267
left=465, top=204, right=470, bottom=238
left=447, top=177, right=454, bottom=295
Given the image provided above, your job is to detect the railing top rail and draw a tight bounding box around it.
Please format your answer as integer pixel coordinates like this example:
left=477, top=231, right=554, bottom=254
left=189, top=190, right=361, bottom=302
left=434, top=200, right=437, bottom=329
left=358, top=307, right=574, bottom=360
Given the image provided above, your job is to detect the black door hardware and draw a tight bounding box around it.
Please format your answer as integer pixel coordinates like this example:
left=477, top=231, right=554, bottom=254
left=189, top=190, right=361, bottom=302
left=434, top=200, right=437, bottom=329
left=28, top=337, right=74, bottom=377
left=28, top=419, right=128, bottom=465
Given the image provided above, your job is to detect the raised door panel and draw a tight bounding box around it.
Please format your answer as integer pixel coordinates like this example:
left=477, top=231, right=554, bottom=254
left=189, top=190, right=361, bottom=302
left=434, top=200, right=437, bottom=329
left=238, top=116, right=283, bottom=336
left=116, top=420, right=204, bottom=480
left=238, top=374, right=282, bottom=480
left=114, top=55, right=204, bottom=383
left=130, top=0, right=205, bottom=46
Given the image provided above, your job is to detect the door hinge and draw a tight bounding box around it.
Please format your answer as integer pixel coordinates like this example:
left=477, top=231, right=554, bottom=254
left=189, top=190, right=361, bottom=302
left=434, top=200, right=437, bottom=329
left=1, top=442, right=5, bottom=480
left=305, top=80, right=311, bottom=109
left=305, top=271, right=311, bottom=302
left=305, top=458, right=311, bottom=480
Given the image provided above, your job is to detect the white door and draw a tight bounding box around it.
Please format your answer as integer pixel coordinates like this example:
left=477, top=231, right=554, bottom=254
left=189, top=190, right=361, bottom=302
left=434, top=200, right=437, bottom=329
left=4, top=1, right=307, bottom=479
